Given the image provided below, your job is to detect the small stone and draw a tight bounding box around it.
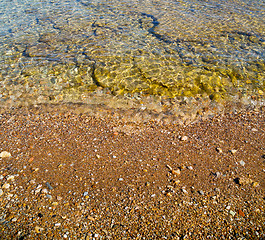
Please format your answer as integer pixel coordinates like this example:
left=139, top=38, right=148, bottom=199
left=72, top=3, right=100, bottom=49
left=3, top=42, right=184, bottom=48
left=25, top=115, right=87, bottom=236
left=29, top=179, right=36, bottom=184
left=2, top=183, right=10, bottom=189
left=42, top=188, right=48, bottom=194
left=198, top=190, right=204, bottom=195
left=252, top=181, right=259, bottom=187
left=57, top=196, right=62, bottom=201
left=172, top=180, right=180, bottom=185
left=11, top=217, right=17, bottom=222
left=230, top=149, right=237, bottom=154
left=46, top=194, right=52, bottom=199
left=151, top=194, right=156, bottom=197
left=83, top=192, right=88, bottom=197
left=166, top=192, right=172, bottom=197
left=45, top=182, right=53, bottom=190
left=0, top=151, right=11, bottom=158
left=52, top=202, right=58, bottom=206
left=118, top=178, right=123, bottom=181
left=0, top=189, right=3, bottom=196
left=229, top=210, right=236, bottom=216
left=6, top=175, right=15, bottom=181
left=216, top=147, right=223, bottom=153
left=187, top=166, right=193, bottom=170
left=180, top=136, right=188, bottom=141
left=54, top=223, right=61, bottom=227
left=182, top=188, right=188, bottom=194
left=35, top=226, right=44, bottom=233
left=215, top=172, right=221, bottom=178
left=237, top=176, right=253, bottom=185
left=166, top=165, right=172, bottom=171
left=35, top=188, right=42, bottom=194
left=239, top=160, right=245, bottom=166
left=171, top=169, right=181, bottom=175
left=238, top=210, right=245, bottom=217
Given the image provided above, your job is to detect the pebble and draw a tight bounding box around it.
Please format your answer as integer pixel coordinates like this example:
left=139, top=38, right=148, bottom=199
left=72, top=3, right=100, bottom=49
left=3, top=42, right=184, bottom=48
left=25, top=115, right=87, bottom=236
left=2, top=183, right=10, bottom=189
left=180, top=136, right=188, bottom=141
left=230, top=149, right=237, bottom=154
left=187, top=166, right=193, bottom=170
left=42, top=188, right=48, bottom=194
left=166, top=165, right=172, bottom=171
left=182, top=188, right=188, bottom=194
left=229, top=210, right=236, bottom=216
left=216, top=147, right=223, bottom=153
left=35, top=226, right=44, bottom=233
left=54, top=223, right=61, bottom=227
left=46, top=182, right=53, bottom=190
left=171, top=169, right=181, bottom=175
left=237, top=176, right=253, bottom=185
left=118, top=178, right=123, bottom=181
left=0, top=189, right=3, bottom=196
left=198, top=190, right=204, bottom=195
left=83, top=191, right=89, bottom=196
left=252, top=181, right=259, bottom=187
left=239, top=160, right=245, bottom=166
left=215, top=172, right=221, bottom=178
left=0, top=151, right=11, bottom=158
left=6, top=175, right=15, bottom=181
left=46, top=194, right=52, bottom=199
left=238, top=209, right=245, bottom=217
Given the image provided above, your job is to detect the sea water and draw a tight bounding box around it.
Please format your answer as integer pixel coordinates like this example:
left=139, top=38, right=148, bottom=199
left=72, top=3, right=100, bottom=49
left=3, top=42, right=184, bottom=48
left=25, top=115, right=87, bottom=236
left=0, top=0, right=264, bottom=122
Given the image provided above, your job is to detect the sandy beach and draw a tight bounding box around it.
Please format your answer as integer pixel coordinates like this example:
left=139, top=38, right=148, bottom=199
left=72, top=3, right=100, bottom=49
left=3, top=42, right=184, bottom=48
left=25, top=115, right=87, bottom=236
left=0, top=104, right=264, bottom=239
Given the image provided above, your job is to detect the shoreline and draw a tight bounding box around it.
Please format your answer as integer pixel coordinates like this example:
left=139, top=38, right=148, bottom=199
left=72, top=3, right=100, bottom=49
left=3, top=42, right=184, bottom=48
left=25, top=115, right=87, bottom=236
left=0, top=105, right=264, bottom=239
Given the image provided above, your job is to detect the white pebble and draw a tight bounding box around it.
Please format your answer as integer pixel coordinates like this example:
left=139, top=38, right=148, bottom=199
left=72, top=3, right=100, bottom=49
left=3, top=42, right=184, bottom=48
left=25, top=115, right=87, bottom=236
left=229, top=210, right=236, bottom=216
left=180, top=136, right=188, bottom=141
left=230, top=149, right=237, bottom=154
left=182, top=188, right=188, bottom=194
left=6, top=175, right=15, bottom=181
left=2, top=183, right=10, bottom=189
left=239, top=160, right=245, bottom=166
left=0, top=151, right=11, bottom=158
left=55, top=223, right=61, bottom=227
left=42, top=188, right=48, bottom=194
left=0, top=189, right=3, bottom=196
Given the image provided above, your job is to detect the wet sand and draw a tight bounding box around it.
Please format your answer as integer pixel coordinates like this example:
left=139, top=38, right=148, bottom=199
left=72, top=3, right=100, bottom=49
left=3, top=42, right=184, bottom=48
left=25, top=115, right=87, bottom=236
left=0, top=105, right=264, bottom=239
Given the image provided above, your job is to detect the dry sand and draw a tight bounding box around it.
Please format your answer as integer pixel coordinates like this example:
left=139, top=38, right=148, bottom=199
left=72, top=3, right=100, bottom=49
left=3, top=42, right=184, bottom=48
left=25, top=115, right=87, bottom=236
left=0, top=104, right=264, bottom=239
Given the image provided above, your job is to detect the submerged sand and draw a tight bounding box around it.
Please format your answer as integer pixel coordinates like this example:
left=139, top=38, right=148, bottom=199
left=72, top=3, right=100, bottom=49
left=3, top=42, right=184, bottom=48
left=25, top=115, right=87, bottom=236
left=0, top=105, right=264, bottom=239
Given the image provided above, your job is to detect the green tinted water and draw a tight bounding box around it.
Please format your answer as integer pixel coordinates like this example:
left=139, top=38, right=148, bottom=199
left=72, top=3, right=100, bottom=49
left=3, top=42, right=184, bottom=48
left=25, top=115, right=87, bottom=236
left=0, top=0, right=264, bottom=115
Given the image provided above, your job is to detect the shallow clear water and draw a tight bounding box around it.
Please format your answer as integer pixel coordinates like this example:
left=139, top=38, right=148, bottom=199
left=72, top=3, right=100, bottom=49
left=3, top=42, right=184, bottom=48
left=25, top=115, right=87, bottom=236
left=0, top=0, right=265, bottom=114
